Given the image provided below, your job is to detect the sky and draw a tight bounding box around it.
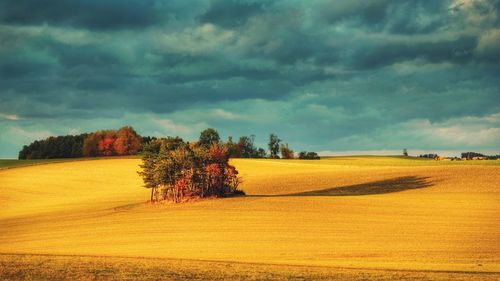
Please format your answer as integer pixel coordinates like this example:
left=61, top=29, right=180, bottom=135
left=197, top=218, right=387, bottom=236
left=0, top=0, right=499, bottom=158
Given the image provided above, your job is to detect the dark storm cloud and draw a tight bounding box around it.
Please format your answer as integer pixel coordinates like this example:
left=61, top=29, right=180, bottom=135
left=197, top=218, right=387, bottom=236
left=0, top=0, right=499, bottom=157
left=198, top=0, right=267, bottom=27
left=0, top=0, right=202, bottom=30
left=351, top=35, right=479, bottom=69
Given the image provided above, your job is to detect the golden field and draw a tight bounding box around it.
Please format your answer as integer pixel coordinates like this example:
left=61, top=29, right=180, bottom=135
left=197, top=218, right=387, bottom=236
left=0, top=157, right=499, bottom=280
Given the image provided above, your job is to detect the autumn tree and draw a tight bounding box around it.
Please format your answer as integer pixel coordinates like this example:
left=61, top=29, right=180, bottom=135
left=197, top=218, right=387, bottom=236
left=138, top=134, right=243, bottom=203
left=280, top=143, right=294, bottom=159
left=96, top=130, right=117, bottom=156
left=82, top=133, right=99, bottom=157
left=114, top=126, right=141, bottom=155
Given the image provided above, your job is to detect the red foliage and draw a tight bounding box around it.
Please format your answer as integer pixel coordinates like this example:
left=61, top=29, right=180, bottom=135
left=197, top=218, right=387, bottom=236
left=208, top=144, right=228, bottom=164
left=114, top=126, right=141, bottom=156
left=224, top=164, right=240, bottom=192
left=205, top=163, right=224, bottom=194
left=98, top=135, right=116, bottom=156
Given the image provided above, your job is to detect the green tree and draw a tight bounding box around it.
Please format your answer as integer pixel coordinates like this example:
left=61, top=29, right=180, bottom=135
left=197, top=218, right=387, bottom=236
left=256, top=148, right=267, bottom=158
left=298, top=151, right=320, bottom=160
left=237, top=136, right=255, bottom=158
left=199, top=128, right=220, bottom=147
left=268, top=134, right=281, bottom=159
left=224, top=136, right=240, bottom=158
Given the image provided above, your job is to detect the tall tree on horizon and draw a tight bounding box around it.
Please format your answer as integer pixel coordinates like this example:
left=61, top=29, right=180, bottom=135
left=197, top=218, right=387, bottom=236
left=199, top=128, right=220, bottom=148
left=280, top=143, right=294, bottom=159
left=268, top=134, right=281, bottom=159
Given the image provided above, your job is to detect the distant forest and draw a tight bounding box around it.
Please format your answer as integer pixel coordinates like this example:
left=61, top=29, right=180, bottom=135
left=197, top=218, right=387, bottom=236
left=18, top=127, right=320, bottom=160
left=419, top=152, right=499, bottom=160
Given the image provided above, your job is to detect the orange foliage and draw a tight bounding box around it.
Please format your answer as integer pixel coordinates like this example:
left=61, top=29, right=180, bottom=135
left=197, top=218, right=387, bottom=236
left=114, top=126, right=141, bottom=155
left=209, top=144, right=228, bottom=164
left=97, top=134, right=116, bottom=156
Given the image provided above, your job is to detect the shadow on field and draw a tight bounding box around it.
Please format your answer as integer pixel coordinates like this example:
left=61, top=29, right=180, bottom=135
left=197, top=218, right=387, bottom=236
left=250, top=176, right=433, bottom=197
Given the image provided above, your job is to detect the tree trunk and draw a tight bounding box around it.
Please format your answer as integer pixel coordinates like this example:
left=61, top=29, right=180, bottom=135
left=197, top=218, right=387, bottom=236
left=150, top=187, right=155, bottom=203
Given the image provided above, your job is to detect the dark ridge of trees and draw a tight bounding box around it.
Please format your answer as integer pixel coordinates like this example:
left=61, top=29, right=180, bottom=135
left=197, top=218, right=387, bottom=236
left=461, top=152, right=486, bottom=159
left=461, top=152, right=499, bottom=160
left=419, top=154, right=438, bottom=159
left=19, top=126, right=145, bottom=159
left=138, top=136, right=243, bottom=203
left=18, top=134, right=88, bottom=159
left=298, top=151, right=320, bottom=160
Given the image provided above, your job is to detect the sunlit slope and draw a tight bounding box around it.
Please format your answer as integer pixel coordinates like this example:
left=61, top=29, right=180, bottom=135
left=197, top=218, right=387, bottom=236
left=0, top=159, right=147, bottom=218
left=0, top=157, right=498, bottom=273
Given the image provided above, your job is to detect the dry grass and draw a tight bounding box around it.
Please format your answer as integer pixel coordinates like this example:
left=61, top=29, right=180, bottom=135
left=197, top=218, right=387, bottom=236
left=0, top=157, right=499, bottom=280
left=1, top=253, right=498, bottom=281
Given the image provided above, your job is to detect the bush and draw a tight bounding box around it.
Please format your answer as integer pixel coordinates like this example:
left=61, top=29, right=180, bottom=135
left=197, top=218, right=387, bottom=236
left=298, top=151, right=320, bottom=160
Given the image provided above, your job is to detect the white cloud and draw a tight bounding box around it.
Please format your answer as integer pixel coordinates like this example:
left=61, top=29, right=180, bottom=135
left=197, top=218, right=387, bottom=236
left=0, top=113, right=20, bottom=121
left=153, top=118, right=191, bottom=134
left=214, top=109, right=241, bottom=120
left=155, top=23, right=234, bottom=55
left=333, top=113, right=500, bottom=151
left=475, top=28, right=500, bottom=59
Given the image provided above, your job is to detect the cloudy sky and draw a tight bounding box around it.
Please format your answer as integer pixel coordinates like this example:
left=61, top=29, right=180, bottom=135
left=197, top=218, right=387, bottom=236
left=0, top=0, right=499, bottom=158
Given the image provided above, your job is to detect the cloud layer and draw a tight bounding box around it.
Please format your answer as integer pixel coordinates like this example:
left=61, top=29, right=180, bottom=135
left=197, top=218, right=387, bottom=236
left=1, top=0, right=499, bottom=157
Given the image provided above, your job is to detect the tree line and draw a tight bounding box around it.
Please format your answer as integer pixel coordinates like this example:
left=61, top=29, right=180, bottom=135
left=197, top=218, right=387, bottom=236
left=18, top=126, right=143, bottom=159
left=18, top=134, right=87, bottom=159
left=460, top=152, right=499, bottom=160
left=18, top=127, right=320, bottom=160
left=199, top=129, right=320, bottom=160
left=417, top=152, right=499, bottom=160
left=139, top=128, right=320, bottom=203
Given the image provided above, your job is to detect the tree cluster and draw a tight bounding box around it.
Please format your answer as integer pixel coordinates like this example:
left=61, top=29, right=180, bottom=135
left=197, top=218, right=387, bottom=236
left=19, top=126, right=143, bottom=159
left=224, top=135, right=267, bottom=158
left=298, top=151, right=320, bottom=160
left=461, top=152, right=499, bottom=160
left=195, top=129, right=320, bottom=160
left=18, top=126, right=321, bottom=161
left=138, top=136, right=243, bottom=203
left=82, top=126, right=141, bottom=157
left=419, top=154, right=438, bottom=159
left=18, top=134, right=87, bottom=159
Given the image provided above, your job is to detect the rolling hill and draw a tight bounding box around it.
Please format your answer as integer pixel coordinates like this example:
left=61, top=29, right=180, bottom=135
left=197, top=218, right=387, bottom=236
left=0, top=157, right=499, bottom=280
